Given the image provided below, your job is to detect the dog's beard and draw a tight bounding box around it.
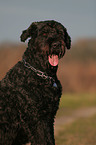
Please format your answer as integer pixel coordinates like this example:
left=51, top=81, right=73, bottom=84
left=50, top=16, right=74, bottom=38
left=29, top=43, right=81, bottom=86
left=47, top=62, right=58, bottom=77
left=47, top=55, right=58, bottom=77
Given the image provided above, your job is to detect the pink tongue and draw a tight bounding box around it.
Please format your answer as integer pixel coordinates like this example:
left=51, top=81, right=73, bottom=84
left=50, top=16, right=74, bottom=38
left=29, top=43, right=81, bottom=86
left=48, top=55, right=58, bottom=66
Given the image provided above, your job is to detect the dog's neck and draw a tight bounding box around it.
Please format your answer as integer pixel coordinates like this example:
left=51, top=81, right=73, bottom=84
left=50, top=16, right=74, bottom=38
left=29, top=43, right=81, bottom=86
left=22, top=58, right=58, bottom=88
left=22, top=47, right=58, bottom=78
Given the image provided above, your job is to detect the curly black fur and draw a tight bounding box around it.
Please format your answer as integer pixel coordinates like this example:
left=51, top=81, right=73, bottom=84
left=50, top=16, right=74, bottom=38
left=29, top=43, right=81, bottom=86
left=0, top=20, right=71, bottom=145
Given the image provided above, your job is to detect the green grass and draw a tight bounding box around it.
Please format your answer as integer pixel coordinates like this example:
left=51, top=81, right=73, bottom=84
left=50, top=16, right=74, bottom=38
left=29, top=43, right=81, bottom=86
left=56, top=93, right=96, bottom=117
left=60, top=93, right=96, bottom=108
left=55, top=115, right=96, bottom=145
left=55, top=93, right=96, bottom=144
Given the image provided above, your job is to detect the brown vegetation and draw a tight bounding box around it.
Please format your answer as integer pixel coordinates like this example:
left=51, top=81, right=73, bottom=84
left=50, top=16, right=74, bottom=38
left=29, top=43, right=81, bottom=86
left=0, top=39, right=96, bottom=93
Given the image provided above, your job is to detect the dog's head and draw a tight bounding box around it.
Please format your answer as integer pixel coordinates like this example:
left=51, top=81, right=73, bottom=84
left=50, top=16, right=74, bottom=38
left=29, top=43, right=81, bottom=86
left=20, top=20, right=71, bottom=72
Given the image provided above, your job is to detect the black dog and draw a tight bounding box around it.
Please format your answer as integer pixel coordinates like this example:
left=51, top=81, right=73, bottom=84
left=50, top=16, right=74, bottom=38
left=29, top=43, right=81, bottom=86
left=0, top=20, right=71, bottom=145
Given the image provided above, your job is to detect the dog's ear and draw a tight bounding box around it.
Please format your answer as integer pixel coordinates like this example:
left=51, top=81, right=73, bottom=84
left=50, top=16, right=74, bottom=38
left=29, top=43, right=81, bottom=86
left=20, top=22, right=38, bottom=42
left=64, top=28, right=71, bottom=49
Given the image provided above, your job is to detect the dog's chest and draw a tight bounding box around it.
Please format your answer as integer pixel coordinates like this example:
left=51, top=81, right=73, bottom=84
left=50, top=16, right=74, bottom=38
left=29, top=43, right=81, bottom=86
left=32, top=79, right=62, bottom=116
left=23, top=75, right=62, bottom=118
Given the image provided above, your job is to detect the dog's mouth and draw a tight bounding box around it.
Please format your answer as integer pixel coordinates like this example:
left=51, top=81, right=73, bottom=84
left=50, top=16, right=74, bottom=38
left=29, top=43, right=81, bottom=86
left=48, top=55, right=58, bottom=66
left=48, top=41, right=65, bottom=66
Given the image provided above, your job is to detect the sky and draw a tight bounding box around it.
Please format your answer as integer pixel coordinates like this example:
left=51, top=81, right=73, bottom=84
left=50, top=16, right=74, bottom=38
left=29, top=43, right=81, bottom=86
left=0, top=0, right=96, bottom=43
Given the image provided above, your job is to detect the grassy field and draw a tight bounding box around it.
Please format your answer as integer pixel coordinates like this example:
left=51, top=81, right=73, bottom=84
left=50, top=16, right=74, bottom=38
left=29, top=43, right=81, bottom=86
left=56, top=93, right=96, bottom=117
left=55, top=115, right=96, bottom=145
left=55, top=93, right=96, bottom=145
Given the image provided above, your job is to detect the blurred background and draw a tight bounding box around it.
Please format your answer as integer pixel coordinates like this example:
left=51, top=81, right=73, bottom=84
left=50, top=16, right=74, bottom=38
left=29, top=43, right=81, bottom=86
left=0, top=0, right=96, bottom=144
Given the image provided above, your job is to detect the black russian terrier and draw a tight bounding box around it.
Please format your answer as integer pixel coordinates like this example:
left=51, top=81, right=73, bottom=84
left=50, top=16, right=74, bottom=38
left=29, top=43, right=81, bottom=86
left=0, top=20, right=71, bottom=145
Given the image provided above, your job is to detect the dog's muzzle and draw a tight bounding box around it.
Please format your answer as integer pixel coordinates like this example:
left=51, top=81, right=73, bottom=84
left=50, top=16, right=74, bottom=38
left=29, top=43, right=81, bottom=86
left=48, top=42, right=65, bottom=66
